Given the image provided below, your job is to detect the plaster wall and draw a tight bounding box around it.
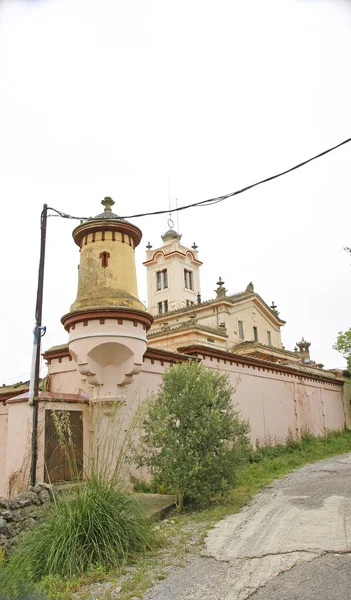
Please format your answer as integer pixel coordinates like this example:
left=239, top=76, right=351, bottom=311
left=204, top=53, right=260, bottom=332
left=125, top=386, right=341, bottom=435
left=71, top=230, right=143, bottom=312
left=322, top=386, right=346, bottom=432
left=148, top=329, right=227, bottom=353
left=47, top=350, right=345, bottom=447
left=0, top=399, right=90, bottom=498
left=343, top=381, right=351, bottom=428
left=148, top=299, right=282, bottom=354
left=145, top=243, right=201, bottom=314
left=47, top=356, right=83, bottom=394
left=68, top=318, right=148, bottom=399
left=5, top=401, right=33, bottom=497
left=226, top=301, right=282, bottom=348
left=197, top=357, right=344, bottom=444
left=0, top=407, right=8, bottom=496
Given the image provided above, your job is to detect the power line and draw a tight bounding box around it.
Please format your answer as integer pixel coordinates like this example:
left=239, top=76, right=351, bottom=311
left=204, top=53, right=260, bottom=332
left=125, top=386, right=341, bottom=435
left=47, top=135, right=351, bottom=222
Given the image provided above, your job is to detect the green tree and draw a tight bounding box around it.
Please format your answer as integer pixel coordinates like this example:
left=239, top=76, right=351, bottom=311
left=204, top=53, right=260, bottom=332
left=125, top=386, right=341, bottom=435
left=333, top=328, right=351, bottom=370
left=138, top=361, right=251, bottom=510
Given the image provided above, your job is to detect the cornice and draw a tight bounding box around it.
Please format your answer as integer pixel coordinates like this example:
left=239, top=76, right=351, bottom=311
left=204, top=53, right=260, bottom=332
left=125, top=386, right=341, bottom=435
left=177, top=344, right=342, bottom=385
left=148, top=321, right=228, bottom=339
left=61, top=307, right=154, bottom=332
left=143, top=248, right=203, bottom=266
left=72, top=220, right=142, bottom=248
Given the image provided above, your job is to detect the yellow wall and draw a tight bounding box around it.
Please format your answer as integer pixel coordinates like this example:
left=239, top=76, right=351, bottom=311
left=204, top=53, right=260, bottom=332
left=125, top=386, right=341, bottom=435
left=71, top=230, right=144, bottom=312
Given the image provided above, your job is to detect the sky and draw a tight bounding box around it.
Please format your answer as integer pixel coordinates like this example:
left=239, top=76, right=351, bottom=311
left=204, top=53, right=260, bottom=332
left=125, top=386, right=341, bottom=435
left=0, top=0, right=351, bottom=385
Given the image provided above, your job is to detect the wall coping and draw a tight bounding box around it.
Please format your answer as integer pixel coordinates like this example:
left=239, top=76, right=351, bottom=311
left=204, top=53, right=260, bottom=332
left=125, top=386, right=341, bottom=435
left=178, top=344, right=344, bottom=386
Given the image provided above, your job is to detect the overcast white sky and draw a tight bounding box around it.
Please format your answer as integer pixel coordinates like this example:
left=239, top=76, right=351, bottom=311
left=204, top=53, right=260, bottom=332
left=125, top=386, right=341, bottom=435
left=1, top=0, right=351, bottom=385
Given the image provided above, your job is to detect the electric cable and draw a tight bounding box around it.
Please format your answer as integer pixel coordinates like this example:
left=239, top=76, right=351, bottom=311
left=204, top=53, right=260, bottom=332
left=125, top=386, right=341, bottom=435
left=46, top=135, right=351, bottom=222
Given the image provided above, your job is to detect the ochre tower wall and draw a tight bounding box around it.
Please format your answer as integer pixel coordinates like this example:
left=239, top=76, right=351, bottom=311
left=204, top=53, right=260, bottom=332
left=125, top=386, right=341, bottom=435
left=71, top=229, right=144, bottom=313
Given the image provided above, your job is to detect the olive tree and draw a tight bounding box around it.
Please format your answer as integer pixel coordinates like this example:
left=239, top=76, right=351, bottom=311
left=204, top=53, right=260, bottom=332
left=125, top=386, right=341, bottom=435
left=138, top=361, right=251, bottom=510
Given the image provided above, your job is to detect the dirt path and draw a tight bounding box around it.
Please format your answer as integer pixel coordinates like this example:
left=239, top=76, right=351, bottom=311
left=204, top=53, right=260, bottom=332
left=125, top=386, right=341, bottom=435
left=144, top=453, right=351, bottom=600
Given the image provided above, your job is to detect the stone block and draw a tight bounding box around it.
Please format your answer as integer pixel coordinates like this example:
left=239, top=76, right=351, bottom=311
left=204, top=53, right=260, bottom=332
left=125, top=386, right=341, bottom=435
left=0, top=517, right=9, bottom=535
left=0, top=497, right=9, bottom=509
left=38, top=489, right=51, bottom=505
left=1, top=511, right=12, bottom=521
left=25, top=517, right=36, bottom=529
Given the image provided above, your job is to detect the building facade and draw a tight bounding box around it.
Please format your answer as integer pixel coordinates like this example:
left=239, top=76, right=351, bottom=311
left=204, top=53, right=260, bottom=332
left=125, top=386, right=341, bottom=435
left=0, top=199, right=350, bottom=497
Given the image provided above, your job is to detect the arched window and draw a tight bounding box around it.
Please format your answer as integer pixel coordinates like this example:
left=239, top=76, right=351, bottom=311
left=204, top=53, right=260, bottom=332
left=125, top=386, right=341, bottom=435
left=99, top=251, right=110, bottom=268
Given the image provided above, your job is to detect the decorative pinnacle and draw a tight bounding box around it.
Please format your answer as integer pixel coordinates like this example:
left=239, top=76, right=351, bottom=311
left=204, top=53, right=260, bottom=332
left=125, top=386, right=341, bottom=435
left=192, top=242, right=198, bottom=250
left=271, top=301, right=277, bottom=311
left=215, top=277, right=227, bottom=298
left=101, top=197, right=115, bottom=213
left=146, top=241, right=152, bottom=249
left=216, top=277, right=225, bottom=288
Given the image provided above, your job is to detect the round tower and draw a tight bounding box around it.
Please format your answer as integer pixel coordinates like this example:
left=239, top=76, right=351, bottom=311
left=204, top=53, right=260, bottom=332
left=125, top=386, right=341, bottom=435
left=61, top=198, right=153, bottom=401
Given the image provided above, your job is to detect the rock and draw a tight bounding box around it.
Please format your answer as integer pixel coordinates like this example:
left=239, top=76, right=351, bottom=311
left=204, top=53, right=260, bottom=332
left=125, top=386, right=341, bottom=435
left=38, top=489, right=51, bottom=505
left=30, top=484, right=44, bottom=494
left=26, top=517, right=36, bottom=529
left=1, top=511, right=12, bottom=521
left=17, top=491, right=38, bottom=507
left=0, top=497, right=9, bottom=509
left=0, top=517, right=9, bottom=534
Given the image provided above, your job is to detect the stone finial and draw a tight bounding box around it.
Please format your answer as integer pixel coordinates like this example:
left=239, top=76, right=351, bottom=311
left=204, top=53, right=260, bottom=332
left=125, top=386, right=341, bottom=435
left=197, top=292, right=201, bottom=304
left=146, top=242, right=152, bottom=249
left=296, top=337, right=311, bottom=364
left=246, top=282, right=254, bottom=293
left=296, top=337, right=311, bottom=352
left=215, top=277, right=227, bottom=298
left=101, top=197, right=115, bottom=213
left=192, top=242, right=198, bottom=250
left=270, top=301, right=280, bottom=317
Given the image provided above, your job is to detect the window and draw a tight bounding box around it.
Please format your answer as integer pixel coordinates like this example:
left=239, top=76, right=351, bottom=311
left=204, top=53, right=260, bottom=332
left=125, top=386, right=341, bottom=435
left=184, top=269, right=194, bottom=290
left=189, top=271, right=193, bottom=290
left=267, top=330, right=272, bottom=345
left=99, top=251, right=110, bottom=268
left=164, top=300, right=168, bottom=313
left=158, top=302, right=163, bottom=315
left=186, top=300, right=195, bottom=306
left=156, top=269, right=168, bottom=291
left=238, top=320, right=244, bottom=340
left=253, top=326, right=258, bottom=342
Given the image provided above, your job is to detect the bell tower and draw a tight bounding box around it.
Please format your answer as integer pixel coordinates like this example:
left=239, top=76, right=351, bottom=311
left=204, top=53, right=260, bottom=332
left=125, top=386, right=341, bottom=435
left=61, top=197, right=153, bottom=401
left=143, top=216, right=202, bottom=316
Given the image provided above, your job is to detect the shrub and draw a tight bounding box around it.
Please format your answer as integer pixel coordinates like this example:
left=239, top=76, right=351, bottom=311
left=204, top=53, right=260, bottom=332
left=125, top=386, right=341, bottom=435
left=0, top=475, right=154, bottom=599
left=137, top=361, right=251, bottom=510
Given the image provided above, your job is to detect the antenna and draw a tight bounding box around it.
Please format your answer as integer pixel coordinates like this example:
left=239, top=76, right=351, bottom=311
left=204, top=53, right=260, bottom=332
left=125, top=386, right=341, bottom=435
left=176, top=198, right=179, bottom=233
left=168, top=178, right=171, bottom=212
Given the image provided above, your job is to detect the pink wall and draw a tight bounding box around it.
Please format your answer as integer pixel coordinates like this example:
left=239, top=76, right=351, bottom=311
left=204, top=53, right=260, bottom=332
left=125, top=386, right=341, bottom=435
left=0, top=407, right=8, bottom=496
left=197, top=357, right=345, bottom=445
left=47, top=351, right=346, bottom=446
left=1, top=349, right=344, bottom=497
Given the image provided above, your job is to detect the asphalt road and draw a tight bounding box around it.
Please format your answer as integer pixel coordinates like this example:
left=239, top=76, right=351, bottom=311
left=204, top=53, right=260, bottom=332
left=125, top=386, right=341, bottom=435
left=144, top=453, right=351, bottom=600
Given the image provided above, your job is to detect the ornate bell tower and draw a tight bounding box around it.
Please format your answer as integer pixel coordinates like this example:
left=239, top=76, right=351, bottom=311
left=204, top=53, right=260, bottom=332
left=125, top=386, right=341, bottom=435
left=61, top=198, right=153, bottom=401
left=143, top=216, right=202, bottom=316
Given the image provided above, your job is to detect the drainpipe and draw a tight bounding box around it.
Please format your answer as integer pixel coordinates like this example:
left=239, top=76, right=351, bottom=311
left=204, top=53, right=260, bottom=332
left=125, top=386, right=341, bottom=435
left=28, top=205, right=48, bottom=487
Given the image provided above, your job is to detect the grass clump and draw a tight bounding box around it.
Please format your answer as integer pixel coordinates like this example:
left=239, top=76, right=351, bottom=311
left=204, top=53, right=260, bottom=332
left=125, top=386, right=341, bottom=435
left=0, top=476, right=154, bottom=599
